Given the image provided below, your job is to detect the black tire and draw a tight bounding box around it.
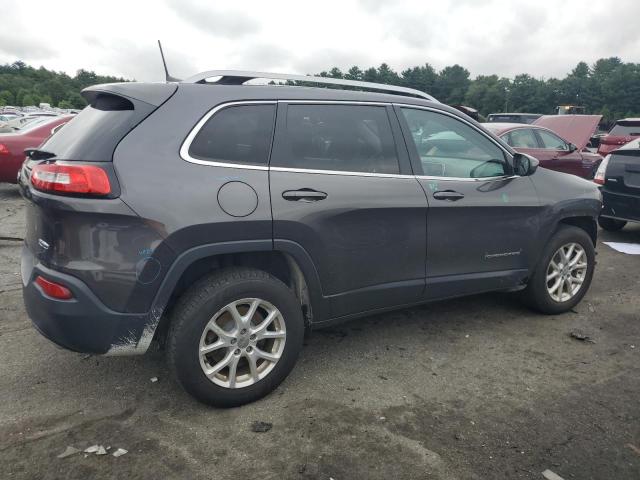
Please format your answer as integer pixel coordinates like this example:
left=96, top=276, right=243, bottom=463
left=598, top=216, right=627, bottom=231
left=167, top=267, right=304, bottom=407
left=521, top=226, right=595, bottom=314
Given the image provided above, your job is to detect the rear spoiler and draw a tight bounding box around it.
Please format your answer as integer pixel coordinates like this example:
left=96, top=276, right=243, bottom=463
left=82, top=83, right=177, bottom=107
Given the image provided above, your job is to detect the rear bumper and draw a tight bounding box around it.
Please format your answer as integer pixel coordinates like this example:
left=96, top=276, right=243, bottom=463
left=601, top=190, right=640, bottom=223
left=21, top=246, right=157, bottom=355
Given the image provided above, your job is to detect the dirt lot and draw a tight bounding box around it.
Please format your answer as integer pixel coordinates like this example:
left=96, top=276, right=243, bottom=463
left=0, top=182, right=638, bottom=480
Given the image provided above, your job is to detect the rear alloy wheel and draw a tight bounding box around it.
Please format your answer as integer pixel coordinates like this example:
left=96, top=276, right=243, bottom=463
left=521, top=225, right=595, bottom=314
left=168, top=268, right=304, bottom=407
left=199, top=298, right=286, bottom=389
left=598, top=216, right=627, bottom=231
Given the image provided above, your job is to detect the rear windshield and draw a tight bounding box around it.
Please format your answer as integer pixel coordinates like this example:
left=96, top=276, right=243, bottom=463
left=40, top=93, right=154, bottom=161
left=610, top=122, right=640, bottom=136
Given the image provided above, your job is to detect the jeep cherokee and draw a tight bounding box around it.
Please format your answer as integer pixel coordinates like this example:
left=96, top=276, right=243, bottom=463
left=19, top=71, right=601, bottom=406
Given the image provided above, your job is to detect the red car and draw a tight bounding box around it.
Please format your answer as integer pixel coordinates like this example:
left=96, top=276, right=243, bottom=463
left=483, top=115, right=603, bottom=179
left=0, top=115, right=73, bottom=183
left=597, top=118, right=640, bottom=156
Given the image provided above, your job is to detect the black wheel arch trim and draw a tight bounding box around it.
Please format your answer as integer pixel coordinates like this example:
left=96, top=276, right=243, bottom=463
left=148, top=238, right=329, bottom=336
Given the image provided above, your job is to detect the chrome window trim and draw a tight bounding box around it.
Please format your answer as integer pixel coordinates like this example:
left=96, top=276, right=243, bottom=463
left=416, top=174, right=518, bottom=182
left=270, top=166, right=412, bottom=179
left=180, top=99, right=522, bottom=182
left=180, top=100, right=276, bottom=171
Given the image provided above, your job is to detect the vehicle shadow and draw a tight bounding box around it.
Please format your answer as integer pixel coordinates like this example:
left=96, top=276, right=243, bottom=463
left=0, top=184, right=21, bottom=200
left=598, top=222, right=640, bottom=243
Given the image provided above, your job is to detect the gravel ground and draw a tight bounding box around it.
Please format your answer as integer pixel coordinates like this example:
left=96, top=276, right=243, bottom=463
left=0, top=182, right=638, bottom=480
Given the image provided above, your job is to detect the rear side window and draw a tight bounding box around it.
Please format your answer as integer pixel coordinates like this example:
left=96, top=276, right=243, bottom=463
left=188, top=104, right=276, bottom=166
left=273, top=104, right=400, bottom=174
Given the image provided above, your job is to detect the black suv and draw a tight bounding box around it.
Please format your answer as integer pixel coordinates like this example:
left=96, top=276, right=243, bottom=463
left=19, top=72, right=601, bottom=406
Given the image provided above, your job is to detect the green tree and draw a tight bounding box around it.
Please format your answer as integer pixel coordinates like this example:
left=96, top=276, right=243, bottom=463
left=376, top=63, right=400, bottom=85
left=22, top=93, right=37, bottom=106
left=0, top=90, right=15, bottom=106
left=401, top=64, right=437, bottom=95
left=66, top=92, right=86, bottom=109
left=464, top=75, right=508, bottom=115
left=345, top=66, right=363, bottom=81
left=436, top=65, right=470, bottom=104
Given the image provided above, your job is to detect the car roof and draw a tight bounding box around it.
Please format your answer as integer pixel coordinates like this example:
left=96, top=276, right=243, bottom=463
left=482, top=122, right=537, bottom=133
left=488, top=113, right=541, bottom=116
left=88, top=81, right=457, bottom=114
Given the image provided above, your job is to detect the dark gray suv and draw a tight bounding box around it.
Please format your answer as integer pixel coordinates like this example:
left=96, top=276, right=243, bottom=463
left=19, top=71, right=601, bottom=406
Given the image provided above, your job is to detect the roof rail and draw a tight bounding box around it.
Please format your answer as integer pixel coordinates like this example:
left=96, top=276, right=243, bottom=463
left=181, top=70, right=438, bottom=102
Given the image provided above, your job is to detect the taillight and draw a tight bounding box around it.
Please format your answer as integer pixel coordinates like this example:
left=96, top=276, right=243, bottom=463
left=594, top=155, right=610, bottom=185
left=31, top=163, right=111, bottom=195
left=0, top=143, right=9, bottom=156
left=35, top=275, right=74, bottom=300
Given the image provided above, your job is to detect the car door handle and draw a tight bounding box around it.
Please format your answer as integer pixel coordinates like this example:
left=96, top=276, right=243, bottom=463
left=282, top=189, right=328, bottom=202
left=433, top=190, right=465, bottom=201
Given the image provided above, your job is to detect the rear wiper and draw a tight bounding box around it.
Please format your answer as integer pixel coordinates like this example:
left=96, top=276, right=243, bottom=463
left=24, top=148, right=56, bottom=160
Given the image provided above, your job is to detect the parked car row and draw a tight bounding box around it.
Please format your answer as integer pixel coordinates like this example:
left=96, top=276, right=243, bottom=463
left=0, top=115, right=74, bottom=183
left=483, top=115, right=602, bottom=179
left=596, top=118, right=640, bottom=156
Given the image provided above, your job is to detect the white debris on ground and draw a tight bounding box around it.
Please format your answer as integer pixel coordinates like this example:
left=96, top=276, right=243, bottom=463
left=112, top=448, right=128, bottom=457
left=75, top=444, right=127, bottom=457
left=542, top=469, right=565, bottom=480
left=56, top=446, right=80, bottom=459
left=603, top=242, right=640, bottom=255
left=150, top=377, right=158, bottom=383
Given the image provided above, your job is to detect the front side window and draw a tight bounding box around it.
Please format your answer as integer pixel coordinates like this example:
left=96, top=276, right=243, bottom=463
left=273, top=104, right=400, bottom=174
left=504, top=129, right=538, bottom=149
left=536, top=129, right=568, bottom=150
left=189, top=104, right=276, bottom=166
left=401, top=108, right=506, bottom=178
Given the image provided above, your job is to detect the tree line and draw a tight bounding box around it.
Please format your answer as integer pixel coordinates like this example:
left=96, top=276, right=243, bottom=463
left=315, top=57, right=640, bottom=124
left=0, top=61, right=125, bottom=110
left=1, top=57, right=639, bottom=123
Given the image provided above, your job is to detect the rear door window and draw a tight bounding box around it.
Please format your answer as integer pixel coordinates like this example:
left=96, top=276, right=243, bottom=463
left=272, top=104, right=400, bottom=174
left=188, top=104, right=276, bottom=166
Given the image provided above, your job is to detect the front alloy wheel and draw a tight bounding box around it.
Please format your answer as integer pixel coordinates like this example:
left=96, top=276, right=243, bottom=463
left=199, top=298, right=286, bottom=389
left=545, top=243, right=588, bottom=302
left=520, top=225, right=595, bottom=314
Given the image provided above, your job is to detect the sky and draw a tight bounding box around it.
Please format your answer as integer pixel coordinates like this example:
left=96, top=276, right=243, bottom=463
left=0, top=0, right=638, bottom=82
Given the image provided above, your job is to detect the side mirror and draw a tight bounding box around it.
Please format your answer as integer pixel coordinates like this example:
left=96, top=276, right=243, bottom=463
left=513, top=153, right=539, bottom=176
left=568, top=143, right=577, bottom=152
